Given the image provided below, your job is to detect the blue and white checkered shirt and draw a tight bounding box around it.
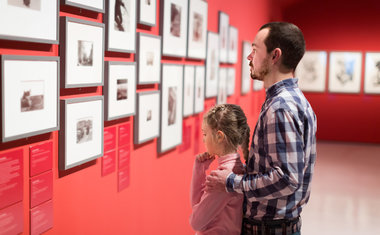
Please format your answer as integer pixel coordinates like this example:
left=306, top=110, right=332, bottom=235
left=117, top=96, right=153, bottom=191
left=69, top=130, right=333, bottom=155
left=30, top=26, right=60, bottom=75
left=226, top=78, right=317, bottom=221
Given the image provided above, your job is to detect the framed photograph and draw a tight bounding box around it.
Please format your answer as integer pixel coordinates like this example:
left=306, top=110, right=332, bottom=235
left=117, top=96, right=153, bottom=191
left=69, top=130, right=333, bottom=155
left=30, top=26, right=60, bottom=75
left=226, top=67, right=236, bottom=96
left=60, top=17, right=104, bottom=88
left=59, top=96, right=103, bottom=170
left=227, top=26, right=238, bottom=64
left=183, top=65, right=195, bottom=117
left=217, top=67, right=227, bottom=104
left=295, top=51, right=327, bottom=92
left=136, top=33, right=161, bottom=84
left=241, top=40, right=251, bottom=95
left=194, top=65, right=205, bottom=114
left=1, top=55, right=59, bottom=143
left=61, top=0, right=104, bottom=12
left=328, top=52, right=362, bottom=93
left=364, top=52, right=380, bottom=94
left=205, top=31, right=219, bottom=98
left=160, top=0, right=189, bottom=57
left=158, top=64, right=183, bottom=153
left=104, top=61, right=136, bottom=121
left=253, top=80, right=264, bottom=91
left=186, top=0, right=208, bottom=59
left=138, top=0, right=156, bottom=26
left=105, top=0, right=136, bottom=53
left=134, top=91, right=160, bottom=144
left=218, top=11, right=229, bottom=63
left=0, top=0, right=58, bottom=44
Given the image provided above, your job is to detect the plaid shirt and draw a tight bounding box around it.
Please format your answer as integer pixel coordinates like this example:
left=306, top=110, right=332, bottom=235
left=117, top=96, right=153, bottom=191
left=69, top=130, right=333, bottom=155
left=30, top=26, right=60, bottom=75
left=226, top=78, right=317, bottom=221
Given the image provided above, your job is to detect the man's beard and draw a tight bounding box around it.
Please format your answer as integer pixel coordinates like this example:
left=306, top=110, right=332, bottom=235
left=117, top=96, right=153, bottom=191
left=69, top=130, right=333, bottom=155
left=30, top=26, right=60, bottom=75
left=250, top=59, right=269, bottom=81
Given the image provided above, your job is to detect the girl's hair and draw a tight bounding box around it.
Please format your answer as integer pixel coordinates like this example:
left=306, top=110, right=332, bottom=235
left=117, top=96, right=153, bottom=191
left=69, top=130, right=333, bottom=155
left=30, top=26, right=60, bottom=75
left=204, top=104, right=250, bottom=161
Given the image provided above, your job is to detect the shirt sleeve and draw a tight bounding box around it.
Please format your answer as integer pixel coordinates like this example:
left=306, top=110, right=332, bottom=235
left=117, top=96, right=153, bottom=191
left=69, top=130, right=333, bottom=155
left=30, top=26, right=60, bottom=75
left=190, top=159, right=232, bottom=231
left=226, top=109, right=304, bottom=201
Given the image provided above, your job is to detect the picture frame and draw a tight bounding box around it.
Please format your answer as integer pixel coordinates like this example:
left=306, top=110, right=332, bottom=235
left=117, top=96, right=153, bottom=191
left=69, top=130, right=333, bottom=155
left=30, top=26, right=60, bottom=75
left=241, top=40, right=251, bottom=95
left=61, top=0, right=104, bottom=12
left=295, top=51, right=327, bottom=92
left=160, top=0, right=189, bottom=57
left=1, top=55, right=59, bottom=143
left=328, top=52, right=362, bottom=93
left=194, top=65, right=205, bottom=114
left=227, top=26, right=238, bottom=64
left=59, top=96, right=104, bottom=170
left=364, top=52, right=380, bottom=94
left=136, top=33, right=161, bottom=84
left=217, top=67, right=227, bottom=105
left=186, top=0, right=208, bottom=59
left=218, top=11, right=229, bottom=63
left=60, top=17, right=104, bottom=88
left=104, top=61, right=136, bottom=121
left=0, top=0, right=58, bottom=44
left=158, top=64, right=183, bottom=153
left=253, top=80, right=264, bottom=91
left=105, top=0, right=137, bottom=53
left=226, top=67, right=236, bottom=96
left=138, top=0, right=157, bottom=26
left=205, top=31, right=219, bottom=98
left=134, top=91, right=160, bottom=145
left=183, top=65, right=195, bottom=117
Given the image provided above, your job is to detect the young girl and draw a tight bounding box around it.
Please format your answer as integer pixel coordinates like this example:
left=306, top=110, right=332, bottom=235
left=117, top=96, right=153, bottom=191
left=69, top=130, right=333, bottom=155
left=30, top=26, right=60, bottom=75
left=190, top=104, right=250, bottom=235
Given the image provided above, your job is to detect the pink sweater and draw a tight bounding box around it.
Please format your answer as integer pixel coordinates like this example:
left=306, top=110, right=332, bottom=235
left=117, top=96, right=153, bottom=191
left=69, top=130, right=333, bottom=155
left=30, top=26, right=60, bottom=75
left=190, top=153, right=244, bottom=235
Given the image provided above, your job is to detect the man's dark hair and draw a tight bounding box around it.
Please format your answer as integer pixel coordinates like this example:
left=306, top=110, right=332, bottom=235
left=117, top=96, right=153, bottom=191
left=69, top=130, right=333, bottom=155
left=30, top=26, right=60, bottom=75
left=260, top=22, right=305, bottom=71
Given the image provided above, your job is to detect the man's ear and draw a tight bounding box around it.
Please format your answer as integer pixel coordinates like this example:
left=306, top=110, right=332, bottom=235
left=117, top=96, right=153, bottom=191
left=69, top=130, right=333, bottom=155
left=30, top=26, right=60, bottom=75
left=272, top=48, right=282, bottom=63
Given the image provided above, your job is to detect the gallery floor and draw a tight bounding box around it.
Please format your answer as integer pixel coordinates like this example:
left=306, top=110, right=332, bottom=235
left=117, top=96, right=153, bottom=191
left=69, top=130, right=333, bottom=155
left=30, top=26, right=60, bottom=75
left=301, top=141, right=380, bottom=234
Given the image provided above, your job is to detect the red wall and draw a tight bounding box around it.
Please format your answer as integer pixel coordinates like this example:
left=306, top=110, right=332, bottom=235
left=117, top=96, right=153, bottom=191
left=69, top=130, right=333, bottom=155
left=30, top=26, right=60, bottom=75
left=0, top=1, right=269, bottom=234
left=276, top=0, right=380, bottom=143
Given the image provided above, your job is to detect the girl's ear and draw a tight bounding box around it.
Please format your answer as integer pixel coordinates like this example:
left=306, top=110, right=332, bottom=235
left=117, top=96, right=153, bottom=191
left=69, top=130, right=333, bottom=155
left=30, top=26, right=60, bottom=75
left=216, top=130, right=225, bottom=143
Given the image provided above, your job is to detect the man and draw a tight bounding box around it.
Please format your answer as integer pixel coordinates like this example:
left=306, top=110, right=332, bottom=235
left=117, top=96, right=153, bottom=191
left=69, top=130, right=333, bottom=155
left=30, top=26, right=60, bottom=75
left=206, top=22, right=317, bottom=235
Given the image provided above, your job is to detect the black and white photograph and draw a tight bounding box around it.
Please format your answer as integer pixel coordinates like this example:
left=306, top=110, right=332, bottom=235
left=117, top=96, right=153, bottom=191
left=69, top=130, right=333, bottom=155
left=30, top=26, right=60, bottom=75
left=364, top=52, right=380, bottom=94
left=61, top=17, right=104, bottom=88
left=161, top=0, right=188, bottom=57
left=114, top=0, right=130, bottom=32
left=226, top=67, right=235, bottom=96
left=0, top=1, right=58, bottom=44
left=59, top=96, right=103, bottom=170
left=186, top=0, right=207, bottom=59
left=76, top=117, right=93, bottom=144
left=170, top=3, right=181, bottom=37
left=106, top=0, right=136, bottom=53
left=138, top=0, right=156, bottom=26
left=168, top=86, right=177, bottom=125
left=205, top=31, right=219, bottom=97
left=8, top=0, right=41, bottom=10
left=117, top=79, right=128, bottom=100
left=105, top=61, right=136, bottom=121
left=194, top=65, right=205, bottom=114
left=134, top=91, right=160, bottom=145
left=218, top=11, right=229, bottom=63
left=217, top=67, right=227, bottom=104
left=20, top=80, right=44, bottom=112
left=241, top=40, right=251, bottom=95
left=136, top=33, right=161, bottom=84
left=295, top=51, right=327, bottom=92
left=183, top=65, right=195, bottom=117
left=1, top=55, right=59, bottom=142
left=77, top=40, right=94, bottom=66
left=62, top=0, right=104, bottom=13
left=329, top=52, right=362, bottom=93
left=159, top=64, right=183, bottom=153
left=227, top=26, right=238, bottom=64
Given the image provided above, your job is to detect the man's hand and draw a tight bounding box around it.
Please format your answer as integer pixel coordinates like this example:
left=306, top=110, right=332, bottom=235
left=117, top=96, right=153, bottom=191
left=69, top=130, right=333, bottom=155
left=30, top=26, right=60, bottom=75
left=205, top=167, right=232, bottom=192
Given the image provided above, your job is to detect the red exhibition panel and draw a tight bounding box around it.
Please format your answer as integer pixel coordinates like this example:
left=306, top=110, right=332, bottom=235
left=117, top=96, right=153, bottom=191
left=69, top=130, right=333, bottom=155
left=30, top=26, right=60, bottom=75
left=0, top=149, right=23, bottom=210
left=0, top=202, right=23, bottom=235
left=30, top=171, right=53, bottom=208
left=30, top=200, right=53, bottom=235
left=29, top=141, right=53, bottom=177
left=101, top=150, right=116, bottom=177
left=103, top=126, right=117, bottom=153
